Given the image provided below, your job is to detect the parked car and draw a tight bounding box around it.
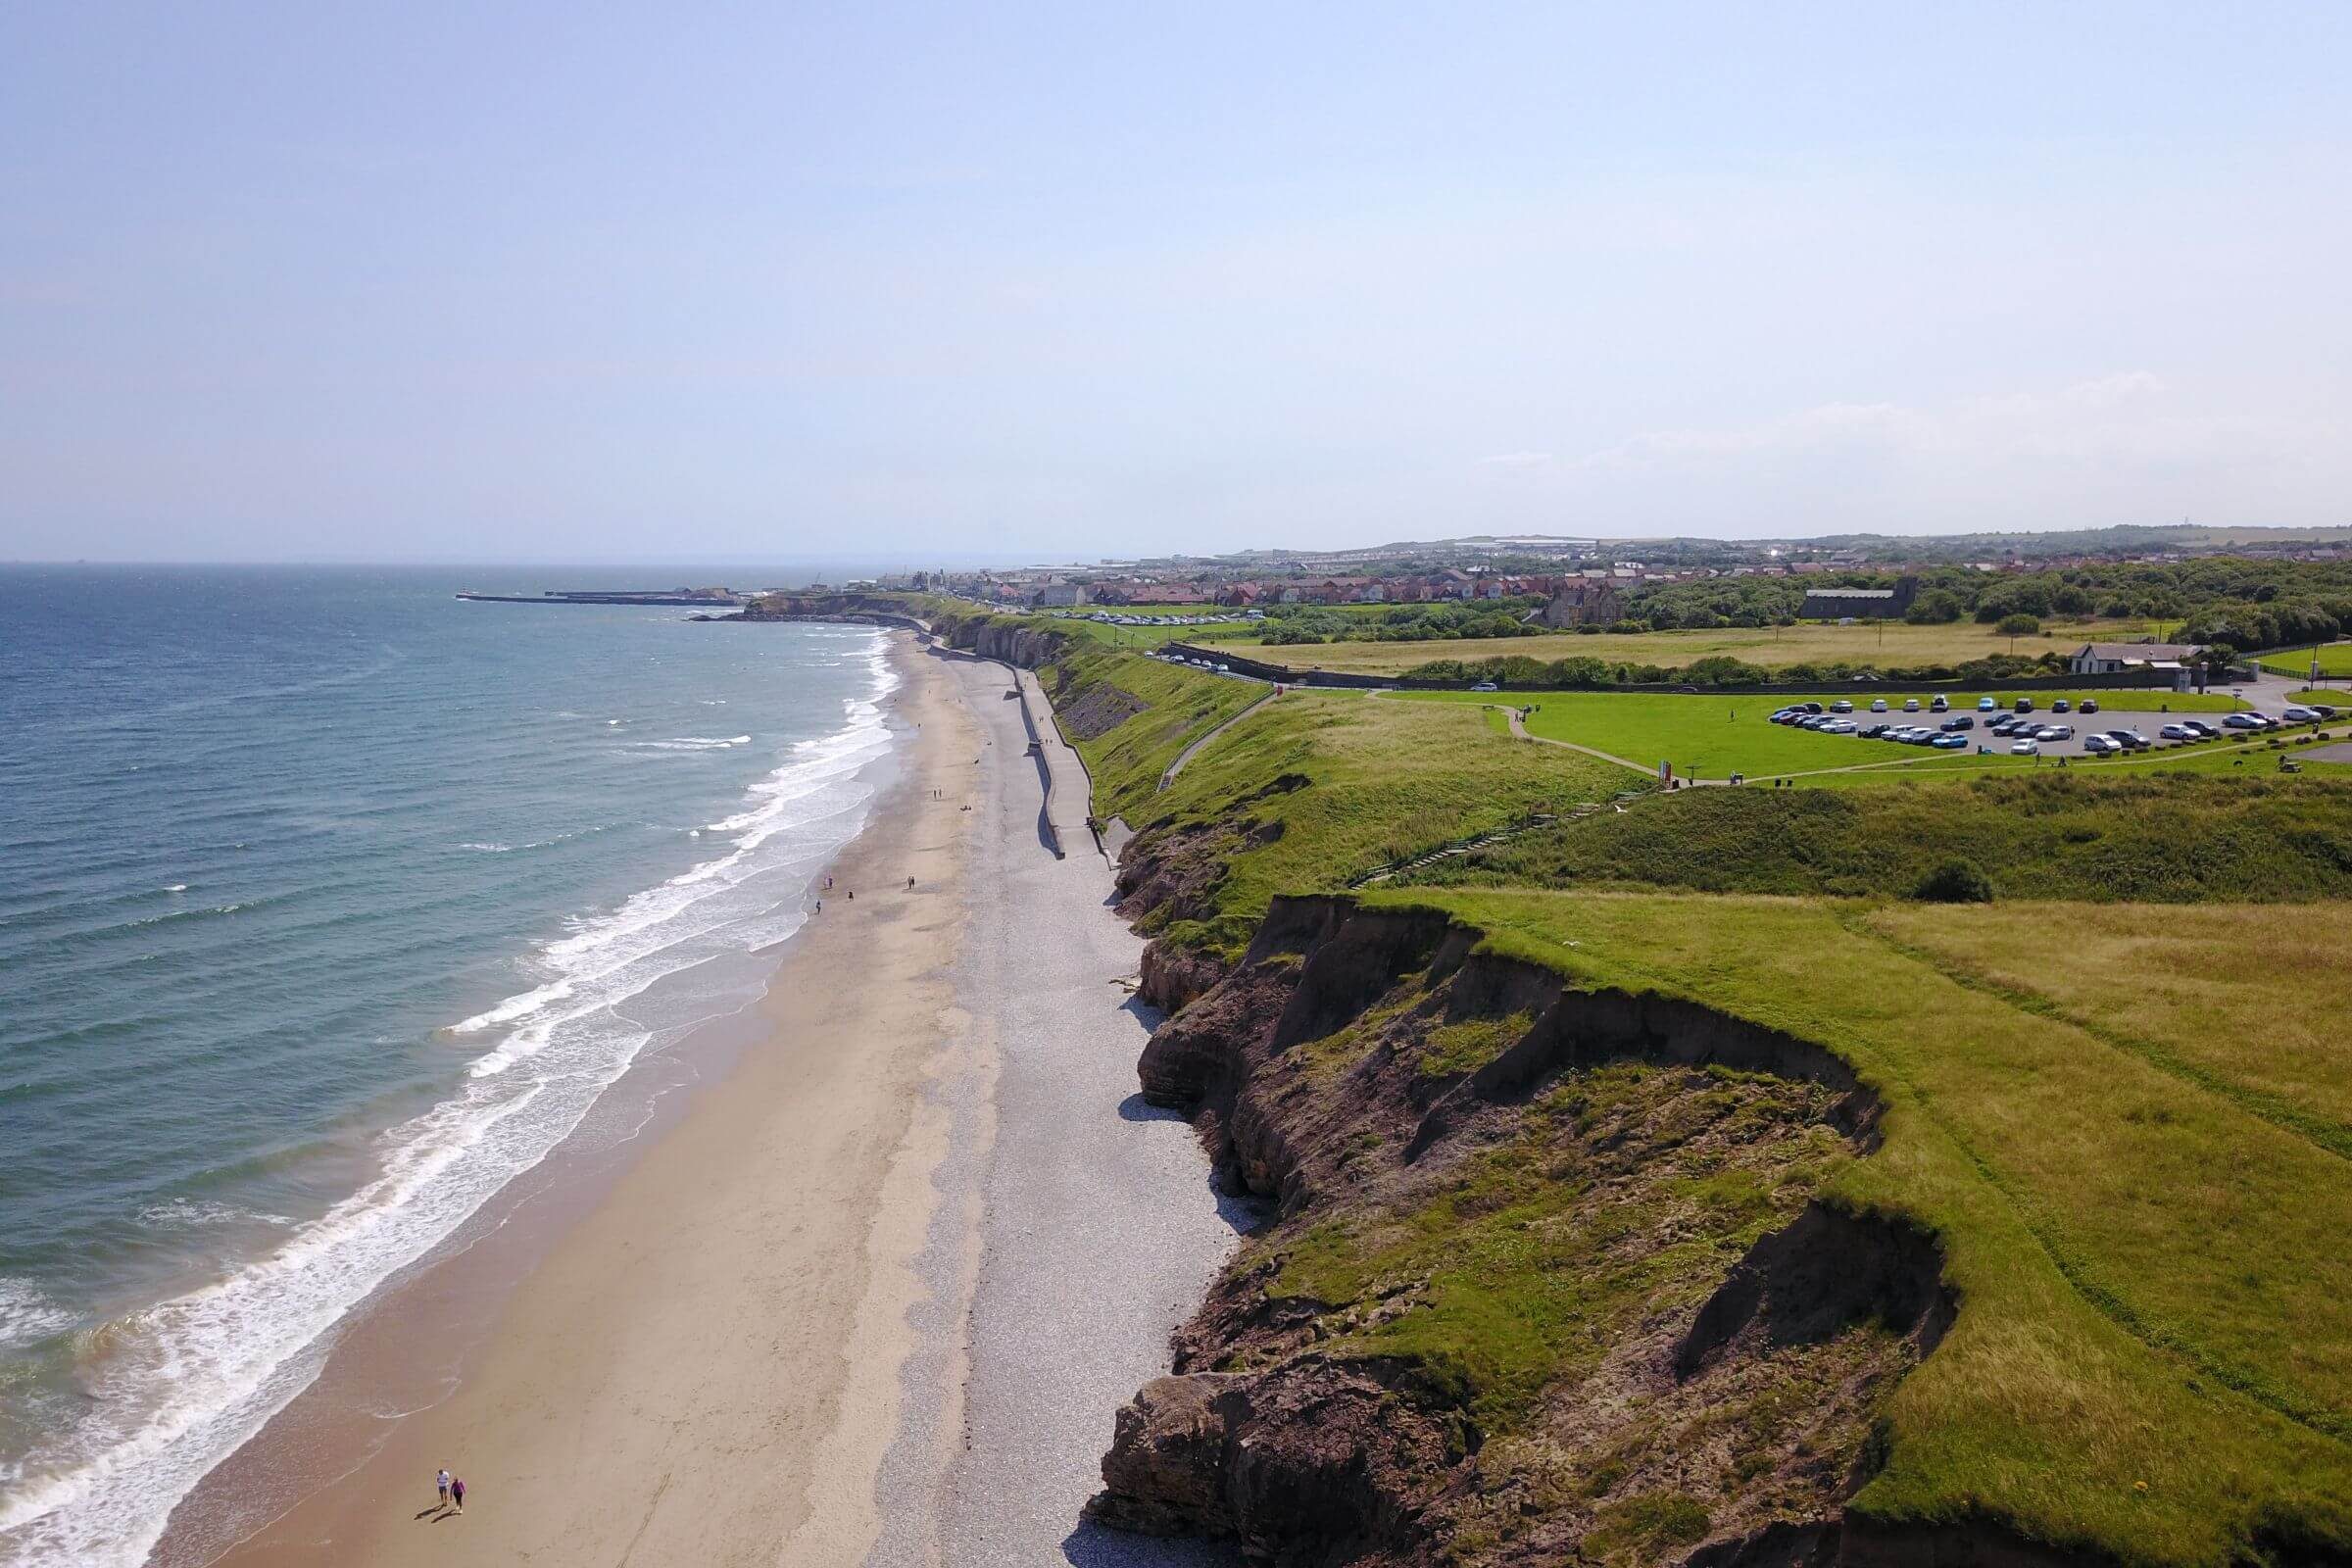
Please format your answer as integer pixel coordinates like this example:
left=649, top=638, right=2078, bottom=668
left=2282, top=706, right=2321, bottom=722
left=1942, top=715, right=1976, bottom=730
left=1870, top=698, right=1889, bottom=712
left=2035, top=725, right=2074, bottom=742
left=1861, top=722, right=1891, bottom=738
left=2107, top=729, right=2150, bottom=751
left=2180, top=719, right=2222, bottom=738
left=1932, top=733, right=1968, bottom=749
left=1830, top=699, right=1854, bottom=713
left=2224, top=711, right=2269, bottom=729
left=1823, top=718, right=1857, bottom=734
left=2083, top=735, right=2119, bottom=755
left=1903, top=699, right=1922, bottom=712
left=1931, top=695, right=1950, bottom=712
left=1977, top=697, right=1998, bottom=711
left=2159, top=723, right=2196, bottom=741
left=2081, top=699, right=2100, bottom=714
left=1471, top=682, right=1497, bottom=692
left=2010, top=739, right=2040, bottom=755
left=2014, top=697, right=2035, bottom=712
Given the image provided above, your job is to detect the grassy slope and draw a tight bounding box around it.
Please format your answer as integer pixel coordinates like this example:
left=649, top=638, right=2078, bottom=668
left=1410, top=771, right=2352, bottom=903
left=1136, top=689, right=1641, bottom=956
left=1045, top=643, right=1265, bottom=823
left=1356, top=889, right=2352, bottom=1563
left=1273, top=617, right=2169, bottom=675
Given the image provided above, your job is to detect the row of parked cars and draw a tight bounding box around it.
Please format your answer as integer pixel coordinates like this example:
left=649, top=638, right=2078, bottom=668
left=1770, top=703, right=1973, bottom=749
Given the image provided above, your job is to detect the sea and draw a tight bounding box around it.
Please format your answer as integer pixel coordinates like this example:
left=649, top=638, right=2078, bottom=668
left=0, top=564, right=903, bottom=1566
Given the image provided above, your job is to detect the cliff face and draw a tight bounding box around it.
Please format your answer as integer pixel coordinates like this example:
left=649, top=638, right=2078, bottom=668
left=1096, top=896, right=1975, bottom=1568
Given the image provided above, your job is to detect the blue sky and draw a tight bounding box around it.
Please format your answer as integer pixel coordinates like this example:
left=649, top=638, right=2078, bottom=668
left=3, top=2, right=2347, bottom=561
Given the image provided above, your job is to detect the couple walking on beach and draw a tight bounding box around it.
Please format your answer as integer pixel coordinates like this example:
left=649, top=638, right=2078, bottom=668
left=433, top=1467, right=467, bottom=1514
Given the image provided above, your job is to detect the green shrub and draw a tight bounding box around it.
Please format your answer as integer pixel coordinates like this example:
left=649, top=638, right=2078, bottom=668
left=1913, top=858, right=1996, bottom=904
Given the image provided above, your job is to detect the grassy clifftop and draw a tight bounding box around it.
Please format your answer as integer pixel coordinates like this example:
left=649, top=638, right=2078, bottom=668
left=1143, top=889, right=2352, bottom=1563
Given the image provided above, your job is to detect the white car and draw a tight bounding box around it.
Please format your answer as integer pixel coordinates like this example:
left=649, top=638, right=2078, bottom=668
left=2083, top=735, right=2118, bottom=755
left=1903, top=699, right=1923, bottom=712
left=2010, top=738, right=2040, bottom=756
left=1823, top=718, right=1858, bottom=734
left=1870, top=699, right=1889, bottom=712
left=2282, top=706, right=2321, bottom=722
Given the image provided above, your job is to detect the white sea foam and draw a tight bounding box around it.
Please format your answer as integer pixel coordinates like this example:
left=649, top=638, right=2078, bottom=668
left=0, top=1280, right=75, bottom=1352
left=626, top=734, right=752, bottom=752
left=0, top=632, right=901, bottom=1568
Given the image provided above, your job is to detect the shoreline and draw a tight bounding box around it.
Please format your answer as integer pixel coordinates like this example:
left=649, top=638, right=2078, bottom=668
left=168, top=637, right=981, bottom=1566
left=156, top=634, right=1241, bottom=1568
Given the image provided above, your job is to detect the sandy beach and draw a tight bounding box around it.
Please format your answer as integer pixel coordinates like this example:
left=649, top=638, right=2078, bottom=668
left=173, top=635, right=1237, bottom=1568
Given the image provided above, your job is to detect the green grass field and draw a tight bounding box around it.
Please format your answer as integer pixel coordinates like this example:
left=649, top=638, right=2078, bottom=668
left=2256, top=642, right=2352, bottom=679
left=1349, top=889, right=2352, bottom=1562
left=1265, top=617, right=2169, bottom=676
left=1394, top=688, right=2244, bottom=783
left=1130, top=688, right=1638, bottom=956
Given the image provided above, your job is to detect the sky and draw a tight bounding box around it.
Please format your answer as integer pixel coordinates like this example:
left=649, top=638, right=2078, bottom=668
left=3, top=2, right=2348, bottom=563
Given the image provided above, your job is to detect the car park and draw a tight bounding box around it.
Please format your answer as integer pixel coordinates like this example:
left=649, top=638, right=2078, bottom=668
left=2010, top=738, right=2039, bottom=755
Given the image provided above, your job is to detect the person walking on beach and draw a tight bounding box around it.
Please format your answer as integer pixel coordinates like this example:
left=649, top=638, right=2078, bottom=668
left=436, top=1468, right=451, bottom=1508
left=450, top=1476, right=466, bottom=1514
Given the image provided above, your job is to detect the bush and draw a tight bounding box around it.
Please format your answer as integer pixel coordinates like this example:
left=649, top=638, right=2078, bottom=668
left=1912, top=858, right=1996, bottom=904
left=1996, top=613, right=2043, bottom=637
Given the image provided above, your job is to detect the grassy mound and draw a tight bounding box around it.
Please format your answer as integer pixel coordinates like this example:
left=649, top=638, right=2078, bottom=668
left=1416, top=771, right=2352, bottom=902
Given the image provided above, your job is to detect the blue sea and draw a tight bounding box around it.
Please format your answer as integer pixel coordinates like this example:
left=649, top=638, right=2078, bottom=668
left=0, top=566, right=900, bottom=1566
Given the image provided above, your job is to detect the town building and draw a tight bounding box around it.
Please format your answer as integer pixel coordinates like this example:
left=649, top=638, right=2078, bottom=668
left=1799, top=579, right=1919, bottom=619
left=2068, top=641, right=2207, bottom=689
left=1541, top=579, right=1623, bottom=628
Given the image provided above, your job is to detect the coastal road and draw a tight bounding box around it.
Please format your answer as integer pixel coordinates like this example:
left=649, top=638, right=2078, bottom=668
left=865, top=653, right=1241, bottom=1568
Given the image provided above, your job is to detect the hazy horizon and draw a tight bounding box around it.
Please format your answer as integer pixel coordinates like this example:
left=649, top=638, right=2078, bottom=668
left=5, top=3, right=2348, bottom=563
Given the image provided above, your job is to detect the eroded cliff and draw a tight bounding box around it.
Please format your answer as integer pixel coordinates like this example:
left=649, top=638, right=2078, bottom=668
left=1095, top=896, right=1974, bottom=1567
